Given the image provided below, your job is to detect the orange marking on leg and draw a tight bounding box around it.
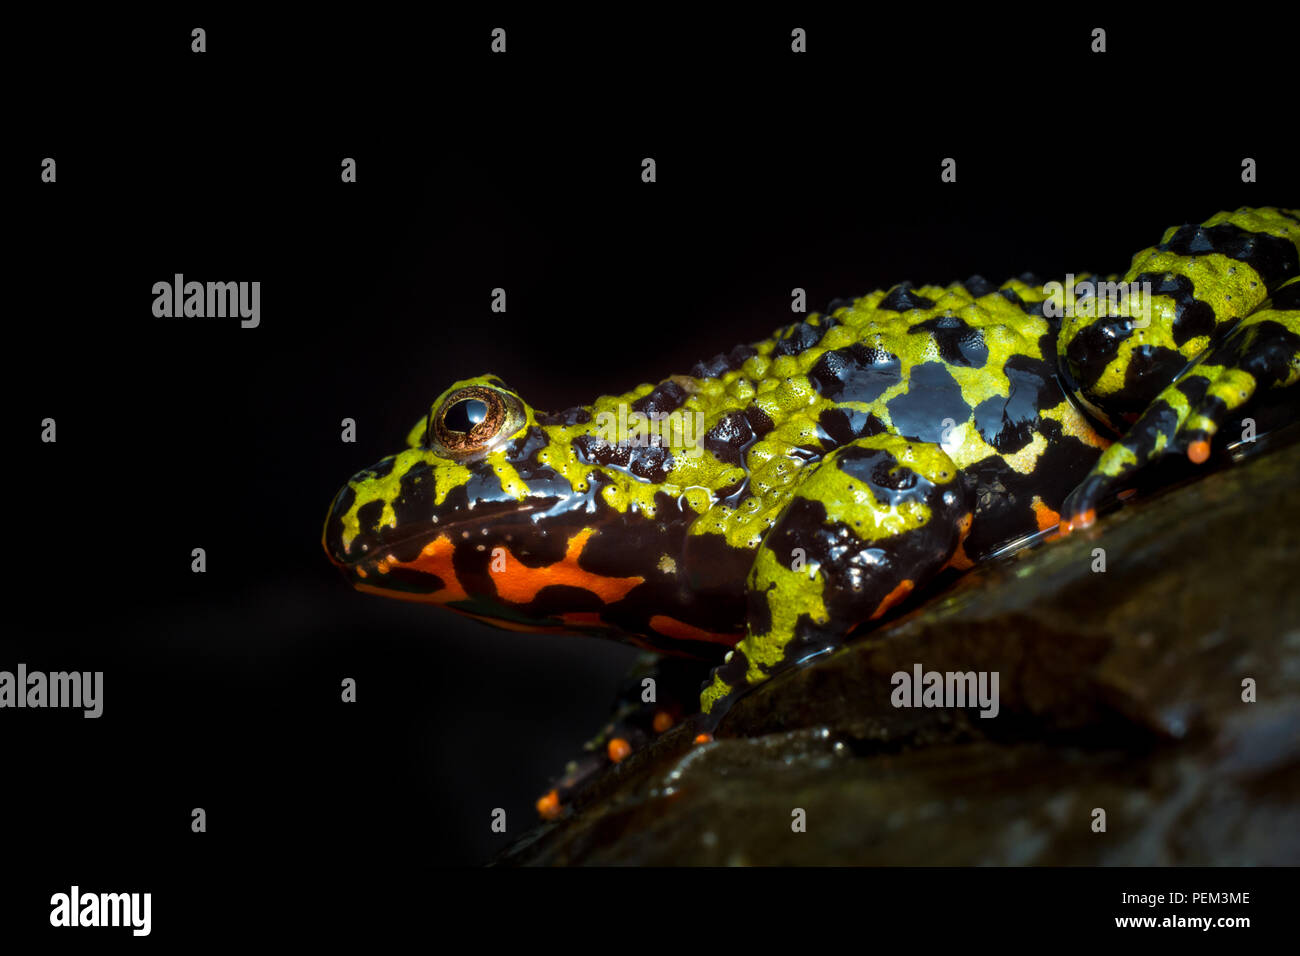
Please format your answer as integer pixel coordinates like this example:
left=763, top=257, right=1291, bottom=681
left=693, top=732, right=713, bottom=745
left=649, top=614, right=742, bottom=647
left=946, top=549, right=975, bottom=571
left=1117, top=488, right=1136, bottom=500
left=944, top=512, right=975, bottom=571
left=1061, top=507, right=1097, bottom=535
left=607, top=738, right=632, bottom=763
left=870, top=578, right=914, bottom=620
left=652, top=710, right=673, bottom=734
left=493, top=528, right=644, bottom=605
left=1188, top=440, right=1211, bottom=464
left=1031, top=496, right=1061, bottom=533
left=536, top=790, right=562, bottom=820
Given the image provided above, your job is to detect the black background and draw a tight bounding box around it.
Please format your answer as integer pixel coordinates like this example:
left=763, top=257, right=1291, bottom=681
left=6, top=8, right=1296, bottom=941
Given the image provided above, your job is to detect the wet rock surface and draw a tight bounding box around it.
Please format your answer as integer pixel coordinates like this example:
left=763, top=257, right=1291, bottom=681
left=496, top=437, right=1300, bottom=865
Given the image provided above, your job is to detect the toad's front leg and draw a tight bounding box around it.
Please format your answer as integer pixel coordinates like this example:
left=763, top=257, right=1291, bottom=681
left=699, top=434, right=970, bottom=725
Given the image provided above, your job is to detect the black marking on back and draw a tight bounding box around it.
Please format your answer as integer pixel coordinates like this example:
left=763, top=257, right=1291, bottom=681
left=705, top=411, right=760, bottom=466
left=689, top=344, right=758, bottom=380
left=973, top=355, right=1053, bottom=453
left=998, top=287, right=1026, bottom=309
left=1132, top=272, right=1216, bottom=348
left=878, top=283, right=936, bottom=313
left=744, top=404, right=775, bottom=438
left=573, top=434, right=675, bottom=483
left=809, top=343, right=903, bottom=403
left=817, top=406, right=888, bottom=447
left=632, top=380, right=689, bottom=416
left=772, top=319, right=827, bottom=357
left=1063, top=317, right=1134, bottom=392
left=885, top=362, right=971, bottom=443
left=1158, top=222, right=1299, bottom=292
left=910, top=313, right=989, bottom=368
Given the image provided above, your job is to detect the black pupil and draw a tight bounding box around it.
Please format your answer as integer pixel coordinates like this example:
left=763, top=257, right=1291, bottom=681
left=443, top=398, right=489, bottom=434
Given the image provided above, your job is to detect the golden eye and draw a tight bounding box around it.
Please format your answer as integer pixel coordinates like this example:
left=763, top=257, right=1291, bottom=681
left=428, top=385, right=524, bottom=459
